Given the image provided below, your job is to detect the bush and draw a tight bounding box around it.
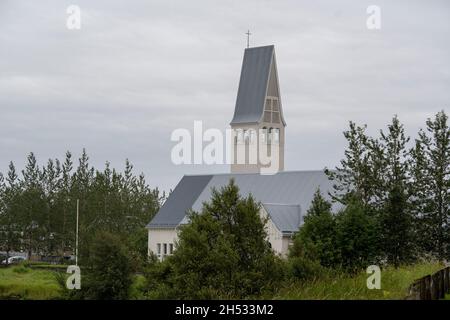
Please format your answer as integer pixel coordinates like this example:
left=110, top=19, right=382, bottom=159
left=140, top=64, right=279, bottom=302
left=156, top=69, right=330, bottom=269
left=288, top=190, right=337, bottom=280
left=80, top=231, right=133, bottom=300
left=144, top=179, right=284, bottom=299
left=335, top=198, right=379, bottom=272
left=288, top=256, right=325, bottom=281
left=12, top=265, right=29, bottom=274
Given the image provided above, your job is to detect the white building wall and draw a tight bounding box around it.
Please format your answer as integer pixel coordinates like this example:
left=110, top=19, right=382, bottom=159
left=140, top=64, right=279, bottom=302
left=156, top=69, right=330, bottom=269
left=260, top=207, right=292, bottom=257
left=281, top=236, right=293, bottom=256
left=148, top=208, right=294, bottom=259
left=148, top=228, right=178, bottom=261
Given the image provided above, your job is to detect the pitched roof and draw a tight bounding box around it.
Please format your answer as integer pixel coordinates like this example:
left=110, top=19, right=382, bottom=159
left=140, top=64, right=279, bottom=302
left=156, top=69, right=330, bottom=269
left=230, top=45, right=275, bottom=125
left=147, top=175, right=212, bottom=228
left=147, top=171, right=342, bottom=230
left=262, top=203, right=302, bottom=234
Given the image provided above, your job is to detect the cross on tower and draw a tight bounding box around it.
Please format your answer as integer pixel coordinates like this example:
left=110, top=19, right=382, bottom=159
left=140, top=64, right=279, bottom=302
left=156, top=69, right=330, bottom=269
left=245, top=30, right=251, bottom=48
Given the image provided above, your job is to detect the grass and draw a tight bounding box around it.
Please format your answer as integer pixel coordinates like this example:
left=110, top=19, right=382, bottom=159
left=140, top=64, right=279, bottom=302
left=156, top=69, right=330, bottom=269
left=275, top=262, right=444, bottom=300
left=0, top=264, right=147, bottom=300
left=0, top=261, right=446, bottom=300
left=0, top=264, right=63, bottom=300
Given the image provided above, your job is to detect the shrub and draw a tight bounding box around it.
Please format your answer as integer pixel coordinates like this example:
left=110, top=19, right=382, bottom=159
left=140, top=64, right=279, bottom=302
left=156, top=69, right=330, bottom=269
left=145, top=179, right=283, bottom=299
left=12, top=265, right=29, bottom=274
left=81, top=231, right=133, bottom=300
left=335, top=198, right=379, bottom=272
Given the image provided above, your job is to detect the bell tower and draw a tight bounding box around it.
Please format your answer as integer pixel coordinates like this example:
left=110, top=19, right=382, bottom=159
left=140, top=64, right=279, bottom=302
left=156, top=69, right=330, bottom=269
left=230, top=45, right=286, bottom=174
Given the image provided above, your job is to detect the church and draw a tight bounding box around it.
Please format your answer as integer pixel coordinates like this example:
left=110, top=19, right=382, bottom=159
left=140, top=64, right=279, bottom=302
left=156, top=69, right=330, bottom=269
left=147, top=45, right=339, bottom=258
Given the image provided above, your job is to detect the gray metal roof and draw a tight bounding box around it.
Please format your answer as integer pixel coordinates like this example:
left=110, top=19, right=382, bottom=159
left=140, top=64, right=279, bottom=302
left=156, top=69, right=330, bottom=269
left=262, top=203, right=301, bottom=234
left=148, top=171, right=342, bottom=231
left=230, top=45, right=274, bottom=125
left=147, top=175, right=212, bottom=228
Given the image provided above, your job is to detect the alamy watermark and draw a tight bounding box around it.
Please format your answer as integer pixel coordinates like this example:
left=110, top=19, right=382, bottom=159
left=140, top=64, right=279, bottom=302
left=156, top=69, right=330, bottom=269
left=171, top=121, right=281, bottom=174
left=366, top=265, right=381, bottom=289
left=66, top=5, right=81, bottom=30
left=366, top=5, right=381, bottom=30
left=66, top=265, right=81, bottom=290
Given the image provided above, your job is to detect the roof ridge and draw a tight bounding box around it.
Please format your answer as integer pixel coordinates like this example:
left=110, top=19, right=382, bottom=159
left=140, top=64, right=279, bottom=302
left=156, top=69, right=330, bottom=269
left=183, top=169, right=326, bottom=177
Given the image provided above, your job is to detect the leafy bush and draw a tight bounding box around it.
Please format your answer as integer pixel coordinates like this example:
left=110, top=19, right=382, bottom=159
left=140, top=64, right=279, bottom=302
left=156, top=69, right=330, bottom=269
left=82, top=231, right=133, bottom=300
left=12, top=265, right=29, bottom=274
left=335, top=198, right=379, bottom=272
left=144, top=179, right=284, bottom=299
left=290, top=190, right=340, bottom=269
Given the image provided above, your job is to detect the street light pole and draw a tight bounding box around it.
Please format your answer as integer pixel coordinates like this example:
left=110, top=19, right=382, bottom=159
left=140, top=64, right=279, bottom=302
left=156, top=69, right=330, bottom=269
left=75, top=199, right=79, bottom=266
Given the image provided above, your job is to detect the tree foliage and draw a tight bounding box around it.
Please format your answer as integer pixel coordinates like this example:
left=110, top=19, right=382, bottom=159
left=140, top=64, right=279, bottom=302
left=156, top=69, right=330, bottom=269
left=324, top=111, right=449, bottom=267
left=145, top=179, right=283, bottom=299
left=0, top=150, right=163, bottom=264
left=83, top=232, right=133, bottom=300
left=290, top=189, right=339, bottom=269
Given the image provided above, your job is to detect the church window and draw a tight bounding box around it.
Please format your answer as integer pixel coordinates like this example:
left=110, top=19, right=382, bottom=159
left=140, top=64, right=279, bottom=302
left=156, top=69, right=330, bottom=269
left=250, top=129, right=256, bottom=144
left=272, top=99, right=279, bottom=111
left=163, top=243, right=167, bottom=255
left=157, top=243, right=161, bottom=256
left=169, top=243, right=174, bottom=254
left=272, top=128, right=280, bottom=143
left=261, top=127, right=268, bottom=144
left=268, top=128, right=273, bottom=144
left=236, top=129, right=244, bottom=144
left=264, top=97, right=281, bottom=124
left=244, top=130, right=250, bottom=144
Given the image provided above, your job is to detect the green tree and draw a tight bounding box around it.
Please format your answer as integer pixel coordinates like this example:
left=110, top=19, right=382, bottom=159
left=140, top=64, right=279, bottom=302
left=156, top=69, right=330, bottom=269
left=336, top=198, right=378, bottom=272
left=326, top=122, right=377, bottom=206
left=290, top=189, right=339, bottom=269
left=378, top=116, right=415, bottom=266
left=0, top=164, right=22, bottom=263
left=58, top=151, right=75, bottom=256
left=83, top=232, right=133, bottom=300
left=20, top=153, right=47, bottom=259
left=155, top=179, right=282, bottom=299
left=412, top=111, right=450, bottom=260
left=0, top=149, right=162, bottom=267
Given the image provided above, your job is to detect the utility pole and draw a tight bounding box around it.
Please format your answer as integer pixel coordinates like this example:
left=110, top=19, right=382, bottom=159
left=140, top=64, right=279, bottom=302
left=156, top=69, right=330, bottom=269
left=75, top=199, right=79, bottom=266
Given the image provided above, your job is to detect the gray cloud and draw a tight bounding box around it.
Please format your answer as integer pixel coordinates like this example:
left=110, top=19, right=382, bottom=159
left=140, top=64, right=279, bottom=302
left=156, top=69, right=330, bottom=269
left=0, top=0, right=449, bottom=191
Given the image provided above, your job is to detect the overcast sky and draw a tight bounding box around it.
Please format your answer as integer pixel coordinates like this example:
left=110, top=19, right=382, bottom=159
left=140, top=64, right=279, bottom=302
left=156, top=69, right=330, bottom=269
left=0, top=0, right=449, bottom=192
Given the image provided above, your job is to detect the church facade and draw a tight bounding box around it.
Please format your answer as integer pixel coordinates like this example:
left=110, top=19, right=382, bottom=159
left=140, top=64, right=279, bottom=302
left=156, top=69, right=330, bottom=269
left=147, top=45, right=338, bottom=259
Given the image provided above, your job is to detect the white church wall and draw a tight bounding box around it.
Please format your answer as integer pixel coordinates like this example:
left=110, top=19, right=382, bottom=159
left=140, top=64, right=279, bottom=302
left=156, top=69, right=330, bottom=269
left=260, top=207, right=286, bottom=256
left=281, top=236, right=293, bottom=256
left=148, top=208, right=292, bottom=260
left=148, top=228, right=178, bottom=261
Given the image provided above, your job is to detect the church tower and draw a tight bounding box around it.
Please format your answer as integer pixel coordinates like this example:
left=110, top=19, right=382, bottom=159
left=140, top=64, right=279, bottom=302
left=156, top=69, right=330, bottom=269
left=230, top=45, right=286, bottom=174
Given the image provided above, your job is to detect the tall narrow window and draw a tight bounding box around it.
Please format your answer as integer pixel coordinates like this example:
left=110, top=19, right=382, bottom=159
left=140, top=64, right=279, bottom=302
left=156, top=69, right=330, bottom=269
left=157, top=243, right=161, bottom=256
left=261, top=127, right=268, bottom=144
left=169, top=244, right=174, bottom=254
left=272, top=128, right=280, bottom=144
left=264, top=97, right=280, bottom=124
left=249, top=129, right=256, bottom=144
left=163, top=243, right=167, bottom=255
left=236, top=129, right=244, bottom=144
left=243, top=130, right=250, bottom=144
